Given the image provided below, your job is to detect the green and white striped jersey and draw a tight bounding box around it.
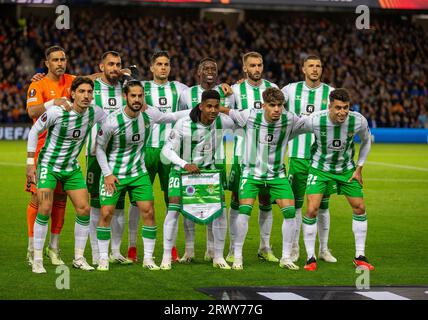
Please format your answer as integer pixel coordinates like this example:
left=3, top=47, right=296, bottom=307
left=96, top=107, right=190, bottom=179
left=28, top=106, right=106, bottom=172
left=282, top=81, right=334, bottom=159
left=181, top=84, right=235, bottom=109
left=228, top=108, right=302, bottom=180
left=162, top=114, right=235, bottom=171
left=231, top=79, right=278, bottom=162
left=143, top=80, right=189, bottom=148
left=300, top=110, right=371, bottom=174
left=86, top=78, right=126, bottom=156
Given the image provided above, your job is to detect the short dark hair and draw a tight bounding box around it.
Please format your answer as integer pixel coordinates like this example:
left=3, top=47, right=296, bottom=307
left=201, top=89, right=220, bottom=102
left=302, top=54, right=321, bottom=66
left=199, top=57, right=217, bottom=67
left=102, top=51, right=120, bottom=61
left=70, top=77, right=94, bottom=102
left=123, top=80, right=143, bottom=95
left=151, top=51, right=170, bottom=65
left=45, top=45, right=66, bottom=60
left=262, top=87, right=285, bottom=104
left=329, top=88, right=351, bottom=103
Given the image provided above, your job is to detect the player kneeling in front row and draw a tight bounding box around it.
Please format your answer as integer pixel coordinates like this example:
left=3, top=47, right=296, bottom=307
left=26, top=77, right=106, bottom=273
left=297, top=88, right=374, bottom=271
left=95, top=80, right=190, bottom=271
left=160, top=90, right=235, bottom=270
left=220, top=87, right=304, bottom=271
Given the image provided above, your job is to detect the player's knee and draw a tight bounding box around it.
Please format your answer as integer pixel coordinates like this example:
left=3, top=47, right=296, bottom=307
left=306, top=206, right=318, bottom=218
left=75, top=203, right=90, bottom=216
left=352, top=203, right=366, bottom=215
left=281, top=206, right=296, bottom=219
left=239, top=204, right=253, bottom=216
left=141, top=206, right=155, bottom=222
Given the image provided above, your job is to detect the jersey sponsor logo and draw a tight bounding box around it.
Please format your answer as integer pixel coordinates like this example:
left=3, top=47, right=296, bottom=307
left=27, top=98, right=37, bottom=103
left=41, top=113, right=47, bottom=122
left=159, top=97, right=167, bottom=105
left=29, top=89, right=36, bottom=97
left=159, top=106, right=171, bottom=113
left=50, top=90, right=55, bottom=96
left=254, top=101, right=262, bottom=109
left=108, top=98, right=117, bottom=106
left=132, top=133, right=141, bottom=142
left=260, top=133, right=274, bottom=144
left=306, top=104, right=315, bottom=113
left=186, top=185, right=196, bottom=196
left=72, top=129, right=81, bottom=139
left=329, top=139, right=345, bottom=150
left=98, top=129, right=103, bottom=136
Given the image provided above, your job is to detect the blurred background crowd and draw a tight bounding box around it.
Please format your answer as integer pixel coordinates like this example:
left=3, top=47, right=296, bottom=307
left=1, top=9, right=427, bottom=128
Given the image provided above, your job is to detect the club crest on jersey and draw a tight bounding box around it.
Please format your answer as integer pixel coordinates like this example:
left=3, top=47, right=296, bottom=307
left=98, top=129, right=103, bottom=136
left=41, top=113, right=47, bottom=122
left=186, top=186, right=196, bottom=196
left=29, top=89, right=36, bottom=97
left=108, top=98, right=117, bottom=106
left=207, top=185, right=215, bottom=194
left=132, top=133, right=140, bottom=142
left=159, top=97, right=167, bottom=105
left=306, top=104, right=315, bottom=113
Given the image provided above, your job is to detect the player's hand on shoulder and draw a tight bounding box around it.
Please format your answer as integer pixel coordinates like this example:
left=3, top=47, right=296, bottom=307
left=221, top=83, right=233, bottom=96
left=54, top=98, right=72, bottom=111
left=31, top=73, right=45, bottom=82
left=184, top=164, right=200, bottom=174
left=104, top=174, right=119, bottom=194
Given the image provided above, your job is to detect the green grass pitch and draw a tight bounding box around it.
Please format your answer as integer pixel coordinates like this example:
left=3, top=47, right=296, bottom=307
left=0, top=141, right=427, bottom=299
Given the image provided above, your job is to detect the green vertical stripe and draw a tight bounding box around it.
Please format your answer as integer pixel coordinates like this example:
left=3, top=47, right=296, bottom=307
left=190, top=122, right=198, bottom=162
left=263, top=79, right=272, bottom=89
left=329, top=124, right=342, bottom=173
left=144, top=82, right=153, bottom=106
left=291, top=82, right=304, bottom=157
left=113, top=113, right=127, bottom=176
left=191, top=86, right=199, bottom=108
left=75, top=107, right=95, bottom=170
left=47, top=110, right=69, bottom=169
left=303, top=89, right=316, bottom=159
left=60, top=112, right=83, bottom=170
left=171, top=82, right=178, bottom=111
left=317, top=114, right=328, bottom=171
left=253, top=87, right=261, bottom=109
left=240, top=82, right=248, bottom=109
left=249, top=112, right=262, bottom=177
left=321, top=84, right=330, bottom=110
left=125, top=118, right=140, bottom=176
left=158, top=85, right=167, bottom=146
left=272, top=114, right=288, bottom=176
left=342, top=114, right=356, bottom=172
left=217, top=86, right=226, bottom=107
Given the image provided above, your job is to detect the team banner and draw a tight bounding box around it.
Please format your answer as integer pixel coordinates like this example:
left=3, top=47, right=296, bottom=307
left=180, top=170, right=224, bottom=225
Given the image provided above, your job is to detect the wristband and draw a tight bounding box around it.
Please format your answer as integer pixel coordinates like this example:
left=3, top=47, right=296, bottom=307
left=26, top=158, right=35, bottom=165
left=44, top=100, right=54, bottom=110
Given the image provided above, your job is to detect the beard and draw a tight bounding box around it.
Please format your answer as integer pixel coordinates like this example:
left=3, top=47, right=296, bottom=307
left=106, top=73, right=120, bottom=85
left=129, top=103, right=142, bottom=112
left=248, top=72, right=262, bottom=81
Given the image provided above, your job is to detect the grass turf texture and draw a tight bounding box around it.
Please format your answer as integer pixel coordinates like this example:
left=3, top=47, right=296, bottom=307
left=0, top=141, right=427, bottom=299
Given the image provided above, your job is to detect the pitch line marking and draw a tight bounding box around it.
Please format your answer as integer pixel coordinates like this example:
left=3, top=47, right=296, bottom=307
left=257, top=292, right=309, bottom=300
left=355, top=291, right=410, bottom=300
left=367, top=161, right=428, bottom=172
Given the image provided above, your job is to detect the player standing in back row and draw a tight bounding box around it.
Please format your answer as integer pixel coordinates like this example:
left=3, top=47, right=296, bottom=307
left=130, top=51, right=189, bottom=262
left=227, top=52, right=279, bottom=264
left=86, top=51, right=133, bottom=266
left=281, top=55, right=337, bottom=263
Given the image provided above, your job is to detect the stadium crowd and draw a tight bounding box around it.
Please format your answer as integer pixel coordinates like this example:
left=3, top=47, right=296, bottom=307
left=1, top=12, right=427, bottom=128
